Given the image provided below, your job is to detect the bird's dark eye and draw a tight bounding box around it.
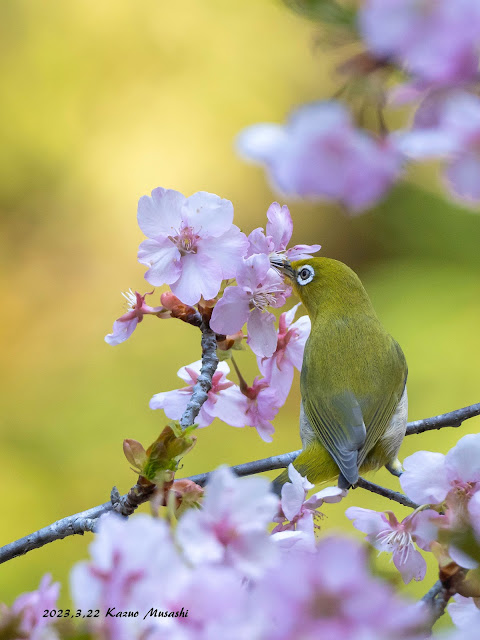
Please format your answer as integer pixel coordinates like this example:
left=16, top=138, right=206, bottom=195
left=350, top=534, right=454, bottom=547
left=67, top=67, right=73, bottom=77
left=297, top=265, right=315, bottom=286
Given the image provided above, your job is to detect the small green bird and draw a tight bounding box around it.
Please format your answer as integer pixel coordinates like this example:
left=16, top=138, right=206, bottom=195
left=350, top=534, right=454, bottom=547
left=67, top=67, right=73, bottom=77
left=271, top=256, right=408, bottom=493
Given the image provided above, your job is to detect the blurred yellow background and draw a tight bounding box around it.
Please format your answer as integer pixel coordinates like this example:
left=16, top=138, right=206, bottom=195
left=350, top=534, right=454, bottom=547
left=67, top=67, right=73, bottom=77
left=1, top=0, right=479, bottom=626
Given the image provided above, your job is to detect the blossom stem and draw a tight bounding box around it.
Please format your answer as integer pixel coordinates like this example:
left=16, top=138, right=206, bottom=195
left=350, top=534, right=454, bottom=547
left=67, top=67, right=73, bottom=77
left=229, top=355, right=249, bottom=393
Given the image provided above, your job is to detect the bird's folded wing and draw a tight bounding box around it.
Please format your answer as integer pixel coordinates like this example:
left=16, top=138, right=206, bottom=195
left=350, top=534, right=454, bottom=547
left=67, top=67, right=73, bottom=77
left=303, top=390, right=366, bottom=486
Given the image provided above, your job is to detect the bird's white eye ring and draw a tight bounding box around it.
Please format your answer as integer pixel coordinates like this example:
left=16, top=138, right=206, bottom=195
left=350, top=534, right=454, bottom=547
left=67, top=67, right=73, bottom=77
left=296, top=265, right=314, bottom=286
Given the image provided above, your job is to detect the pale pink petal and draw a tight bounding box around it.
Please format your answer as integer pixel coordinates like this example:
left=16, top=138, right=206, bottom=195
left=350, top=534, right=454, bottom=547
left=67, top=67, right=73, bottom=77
left=171, top=252, right=223, bottom=306
left=345, top=507, right=390, bottom=546
left=266, top=202, right=293, bottom=251
left=149, top=388, right=191, bottom=418
left=105, top=317, right=139, bottom=346
left=288, top=463, right=314, bottom=491
left=286, top=315, right=311, bottom=371
left=254, top=419, right=276, bottom=443
left=445, top=154, right=480, bottom=202
left=247, top=227, right=272, bottom=257
left=285, top=243, right=321, bottom=260
left=281, top=481, right=306, bottom=521
left=392, top=545, right=426, bottom=584
left=182, top=191, right=234, bottom=237
left=449, top=545, right=478, bottom=570
left=265, top=361, right=294, bottom=404
left=400, top=451, right=449, bottom=504
left=448, top=594, right=480, bottom=628
left=446, top=434, right=480, bottom=485
left=236, top=123, right=288, bottom=164
left=213, top=386, right=248, bottom=428
left=137, top=187, right=185, bottom=238
left=468, top=492, right=480, bottom=539
left=137, top=237, right=182, bottom=286
left=210, top=286, right=250, bottom=335
left=236, top=253, right=272, bottom=291
left=247, top=308, right=277, bottom=358
left=305, top=486, right=345, bottom=508
left=198, top=225, right=249, bottom=279
left=411, top=509, right=438, bottom=551
left=176, top=360, right=201, bottom=384
left=393, top=129, right=460, bottom=160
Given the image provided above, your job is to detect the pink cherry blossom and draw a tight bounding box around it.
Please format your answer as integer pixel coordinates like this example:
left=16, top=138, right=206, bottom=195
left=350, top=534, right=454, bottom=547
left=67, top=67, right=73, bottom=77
left=149, top=360, right=247, bottom=428
left=468, top=491, right=480, bottom=539
left=272, top=464, right=345, bottom=551
left=359, top=0, right=480, bottom=85
left=257, top=302, right=310, bottom=403
left=5, top=574, right=60, bottom=640
left=176, top=466, right=279, bottom=578
left=246, top=202, right=320, bottom=262
left=137, top=188, right=248, bottom=305
left=237, top=101, right=402, bottom=213
left=105, top=289, right=168, bottom=346
left=210, top=253, right=291, bottom=358
left=448, top=594, right=480, bottom=629
left=400, top=432, right=480, bottom=505
left=241, top=376, right=282, bottom=443
left=345, top=507, right=437, bottom=584
left=256, top=536, right=428, bottom=640
left=395, top=92, right=480, bottom=203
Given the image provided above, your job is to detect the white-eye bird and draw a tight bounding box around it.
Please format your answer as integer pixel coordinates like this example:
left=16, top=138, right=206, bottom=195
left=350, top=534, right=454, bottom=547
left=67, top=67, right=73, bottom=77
left=271, top=256, right=408, bottom=492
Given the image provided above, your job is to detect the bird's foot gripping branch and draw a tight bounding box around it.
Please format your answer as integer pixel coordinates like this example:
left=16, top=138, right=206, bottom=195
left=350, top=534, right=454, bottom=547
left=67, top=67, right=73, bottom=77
left=1, top=181, right=480, bottom=639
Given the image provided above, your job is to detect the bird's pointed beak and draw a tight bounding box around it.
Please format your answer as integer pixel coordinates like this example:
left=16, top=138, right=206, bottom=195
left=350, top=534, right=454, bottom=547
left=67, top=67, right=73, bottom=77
left=270, top=256, right=295, bottom=280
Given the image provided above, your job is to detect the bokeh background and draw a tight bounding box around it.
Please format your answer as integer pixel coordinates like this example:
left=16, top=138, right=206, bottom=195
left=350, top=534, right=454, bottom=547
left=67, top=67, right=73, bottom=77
left=1, top=0, right=479, bottom=625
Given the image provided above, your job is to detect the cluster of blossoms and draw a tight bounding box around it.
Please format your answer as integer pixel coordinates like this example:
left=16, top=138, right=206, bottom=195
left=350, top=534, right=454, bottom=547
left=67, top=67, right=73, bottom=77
left=237, top=0, right=480, bottom=209
left=105, top=189, right=317, bottom=441
left=0, top=467, right=431, bottom=640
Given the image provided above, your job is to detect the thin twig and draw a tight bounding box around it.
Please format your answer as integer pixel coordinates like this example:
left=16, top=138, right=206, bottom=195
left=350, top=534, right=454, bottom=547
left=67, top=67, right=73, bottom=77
left=406, top=402, right=480, bottom=435
left=421, top=580, right=454, bottom=630
left=1, top=403, right=478, bottom=564
left=355, top=477, right=419, bottom=509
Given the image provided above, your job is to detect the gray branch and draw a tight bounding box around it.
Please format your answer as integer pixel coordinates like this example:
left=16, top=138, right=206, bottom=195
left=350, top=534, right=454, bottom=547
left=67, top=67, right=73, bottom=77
left=355, top=477, right=419, bottom=509
left=406, top=402, right=480, bottom=435
left=180, top=319, right=219, bottom=430
left=1, top=403, right=478, bottom=565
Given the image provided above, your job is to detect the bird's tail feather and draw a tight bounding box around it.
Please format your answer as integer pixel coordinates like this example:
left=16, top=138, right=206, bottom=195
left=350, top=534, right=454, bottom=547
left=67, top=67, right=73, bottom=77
left=271, top=441, right=339, bottom=496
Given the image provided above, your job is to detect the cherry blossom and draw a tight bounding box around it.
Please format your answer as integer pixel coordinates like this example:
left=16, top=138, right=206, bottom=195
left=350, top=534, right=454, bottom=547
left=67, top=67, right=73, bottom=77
left=400, top=432, right=480, bottom=506
left=345, top=507, right=437, bottom=584
left=256, top=536, right=428, bottom=640
left=395, top=92, right=480, bottom=203
left=137, top=188, right=248, bottom=305
left=240, top=376, right=281, bottom=443
left=149, top=360, right=247, bottom=428
left=105, top=289, right=169, bottom=346
left=246, top=201, right=321, bottom=262
left=257, top=302, right=310, bottom=403
left=237, top=101, right=402, bottom=213
left=448, top=594, right=480, bottom=629
left=210, top=253, right=291, bottom=358
left=176, top=466, right=279, bottom=578
left=272, top=464, right=345, bottom=550
left=359, top=0, right=480, bottom=85
left=1, top=574, right=60, bottom=640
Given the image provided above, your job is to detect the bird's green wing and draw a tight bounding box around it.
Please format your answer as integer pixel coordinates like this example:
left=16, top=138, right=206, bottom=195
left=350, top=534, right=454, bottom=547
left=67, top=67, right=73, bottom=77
left=357, top=339, right=408, bottom=467
left=303, top=389, right=366, bottom=486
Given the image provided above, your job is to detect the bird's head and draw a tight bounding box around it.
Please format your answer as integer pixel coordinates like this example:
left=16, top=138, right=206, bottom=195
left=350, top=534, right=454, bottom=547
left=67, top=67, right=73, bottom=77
left=271, top=256, right=373, bottom=320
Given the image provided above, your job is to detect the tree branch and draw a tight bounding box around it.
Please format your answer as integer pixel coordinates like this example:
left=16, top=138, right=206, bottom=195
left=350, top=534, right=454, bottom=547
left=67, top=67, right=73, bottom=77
left=1, top=403, right=478, bottom=564
left=421, top=580, right=454, bottom=630
left=406, top=402, right=480, bottom=435
left=355, top=477, right=419, bottom=509
left=180, top=319, right=218, bottom=430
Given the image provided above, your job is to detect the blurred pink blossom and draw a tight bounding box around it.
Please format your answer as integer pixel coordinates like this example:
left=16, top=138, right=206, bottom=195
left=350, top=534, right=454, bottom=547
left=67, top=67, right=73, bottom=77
left=345, top=507, right=437, bottom=584
left=210, top=253, right=291, bottom=358
left=237, top=101, right=402, bottom=213
left=256, top=536, right=428, bottom=640
left=246, top=201, right=321, bottom=261
left=149, top=360, right=247, bottom=428
left=137, top=188, right=248, bottom=305
left=448, top=594, right=480, bottom=629
left=105, top=289, right=168, bottom=346
left=359, top=0, right=480, bottom=85
left=257, top=302, right=310, bottom=403
left=176, top=466, right=279, bottom=578
left=395, top=92, right=480, bottom=203
left=6, top=574, right=60, bottom=640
